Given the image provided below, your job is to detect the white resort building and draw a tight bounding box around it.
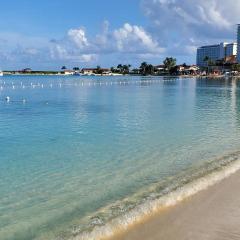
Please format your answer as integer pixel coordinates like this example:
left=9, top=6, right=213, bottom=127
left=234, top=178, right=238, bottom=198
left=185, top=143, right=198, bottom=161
left=237, top=24, right=240, bottom=63
left=197, top=42, right=237, bottom=67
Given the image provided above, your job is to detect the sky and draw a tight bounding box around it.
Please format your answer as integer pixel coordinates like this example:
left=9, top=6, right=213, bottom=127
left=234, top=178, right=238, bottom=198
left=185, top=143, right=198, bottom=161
left=0, top=0, right=240, bottom=70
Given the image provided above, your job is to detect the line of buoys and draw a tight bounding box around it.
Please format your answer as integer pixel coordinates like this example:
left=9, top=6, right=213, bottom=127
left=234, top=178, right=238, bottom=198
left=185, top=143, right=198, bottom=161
left=0, top=78, right=183, bottom=91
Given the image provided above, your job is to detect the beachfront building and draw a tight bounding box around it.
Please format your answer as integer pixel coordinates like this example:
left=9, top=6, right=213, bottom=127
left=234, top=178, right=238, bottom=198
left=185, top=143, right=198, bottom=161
left=226, top=43, right=237, bottom=58
left=81, top=68, right=96, bottom=75
left=81, top=68, right=111, bottom=75
left=60, top=69, right=74, bottom=75
left=237, top=24, right=240, bottom=63
left=197, top=42, right=237, bottom=67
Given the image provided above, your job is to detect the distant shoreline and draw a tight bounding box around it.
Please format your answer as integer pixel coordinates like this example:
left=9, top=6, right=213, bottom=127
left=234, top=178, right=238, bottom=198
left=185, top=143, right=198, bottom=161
left=2, top=72, right=240, bottom=79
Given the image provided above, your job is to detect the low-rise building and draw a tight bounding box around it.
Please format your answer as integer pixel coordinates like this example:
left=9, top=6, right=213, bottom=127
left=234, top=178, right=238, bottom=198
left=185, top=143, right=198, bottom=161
left=176, top=65, right=199, bottom=75
left=81, top=68, right=96, bottom=75
left=61, top=69, right=74, bottom=75
left=81, top=68, right=111, bottom=75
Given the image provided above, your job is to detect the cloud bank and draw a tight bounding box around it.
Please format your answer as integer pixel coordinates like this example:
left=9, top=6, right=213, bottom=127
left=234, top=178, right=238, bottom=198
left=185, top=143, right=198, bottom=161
left=50, top=22, right=164, bottom=65
left=1, top=0, right=240, bottom=69
left=141, top=0, right=240, bottom=56
left=0, top=21, right=164, bottom=69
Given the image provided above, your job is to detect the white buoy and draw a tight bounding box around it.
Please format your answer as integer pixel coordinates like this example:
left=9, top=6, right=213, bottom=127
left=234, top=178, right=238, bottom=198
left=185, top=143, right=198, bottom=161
left=5, top=96, right=10, bottom=102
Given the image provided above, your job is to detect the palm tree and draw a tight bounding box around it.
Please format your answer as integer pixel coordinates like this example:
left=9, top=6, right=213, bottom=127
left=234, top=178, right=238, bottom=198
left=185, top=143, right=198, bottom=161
left=122, top=65, right=130, bottom=74
left=95, top=65, right=103, bottom=74
left=146, top=64, right=154, bottom=75
left=116, top=64, right=123, bottom=73
left=140, top=62, right=148, bottom=75
left=163, top=57, right=176, bottom=72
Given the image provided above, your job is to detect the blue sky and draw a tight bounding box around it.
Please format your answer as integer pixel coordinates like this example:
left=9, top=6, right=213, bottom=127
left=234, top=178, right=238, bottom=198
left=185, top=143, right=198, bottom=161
left=0, top=0, right=144, bottom=37
left=0, top=0, right=239, bottom=70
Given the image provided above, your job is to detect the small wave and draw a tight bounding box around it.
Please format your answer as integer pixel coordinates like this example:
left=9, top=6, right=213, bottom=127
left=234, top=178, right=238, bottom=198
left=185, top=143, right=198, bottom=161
left=68, top=151, right=240, bottom=240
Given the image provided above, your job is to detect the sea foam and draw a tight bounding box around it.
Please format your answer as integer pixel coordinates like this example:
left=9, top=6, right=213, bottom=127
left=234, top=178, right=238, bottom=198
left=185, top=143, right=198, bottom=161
left=71, top=152, right=240, bottom=240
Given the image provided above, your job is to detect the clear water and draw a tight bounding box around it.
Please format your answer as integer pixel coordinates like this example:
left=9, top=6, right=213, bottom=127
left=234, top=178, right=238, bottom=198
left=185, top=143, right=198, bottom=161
left=1, top=75, right=240, bottom=240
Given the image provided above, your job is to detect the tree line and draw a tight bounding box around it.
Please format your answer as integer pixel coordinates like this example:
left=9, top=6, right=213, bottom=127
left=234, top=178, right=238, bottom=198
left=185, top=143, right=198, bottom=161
left=61, top=57, right=178, bottom=75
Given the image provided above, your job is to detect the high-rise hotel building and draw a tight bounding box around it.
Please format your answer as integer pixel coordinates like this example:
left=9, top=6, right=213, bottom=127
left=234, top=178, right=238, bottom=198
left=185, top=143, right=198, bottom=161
left=197, top=42, right=237, bottom=67
left=237, top=24, right=240, bottom=63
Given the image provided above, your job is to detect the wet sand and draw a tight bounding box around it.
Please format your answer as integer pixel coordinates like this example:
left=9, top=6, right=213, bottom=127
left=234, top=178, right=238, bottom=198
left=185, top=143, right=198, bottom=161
left=110, top=169, right=240, bottom=240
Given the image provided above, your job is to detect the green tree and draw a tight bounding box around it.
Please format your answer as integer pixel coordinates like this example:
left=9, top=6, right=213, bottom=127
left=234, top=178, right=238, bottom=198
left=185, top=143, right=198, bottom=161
left=61, top=66, right=67, bottom=70
left=73, top=67, right=80, bottom=71
left=146, top=64, right=154, bottom=75
left=122, top=65, right=130, bottom=74
left=231, top=64, right=240, bottom=72
left=139, top=62, right=156, bottom=75
left=95, top=65, right=103, bottom=74
left=116, top=64, right=131, bottom=74
left=117, top=64, right=123, bottom=73
left=140, top=62, right=148, bottom=75
left=163, top=57, right=176, bottom=72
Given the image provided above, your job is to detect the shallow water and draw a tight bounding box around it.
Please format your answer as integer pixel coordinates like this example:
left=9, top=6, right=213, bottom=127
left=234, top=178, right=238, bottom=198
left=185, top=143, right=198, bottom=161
left=1, top=75, right=240, bottom=240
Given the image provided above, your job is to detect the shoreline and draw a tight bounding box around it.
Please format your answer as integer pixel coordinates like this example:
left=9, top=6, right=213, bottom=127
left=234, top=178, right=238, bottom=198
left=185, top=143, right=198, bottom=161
left=2, top=73, right=240, bottom=79
left=108, top=161, right=240, bottom=240
left=72, top=152, right=240, bottom=240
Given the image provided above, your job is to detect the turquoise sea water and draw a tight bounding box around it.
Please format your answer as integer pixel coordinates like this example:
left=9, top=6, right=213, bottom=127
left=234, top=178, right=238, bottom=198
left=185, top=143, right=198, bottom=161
left=1, top=75, right=240, bottom=240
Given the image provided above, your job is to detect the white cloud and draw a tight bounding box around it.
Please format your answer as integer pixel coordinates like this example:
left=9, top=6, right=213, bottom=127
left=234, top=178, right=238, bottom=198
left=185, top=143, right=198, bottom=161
left=0, top=18, right=165, bottom=68
left=67, top=28, right=89, bottom=48
left=141, top=0, right=240, bottom=58
left=2, top=1, right=240, bottom=68
left=141, top=0, right=238, bottom=33
left=50, top=22, right=164, bottom=63
left=113, top=23, right=164, bottom=54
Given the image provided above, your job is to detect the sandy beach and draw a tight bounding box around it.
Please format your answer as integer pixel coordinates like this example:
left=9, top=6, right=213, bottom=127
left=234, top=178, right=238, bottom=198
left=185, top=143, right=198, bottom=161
left=109, top=169, right=240, bottom=240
